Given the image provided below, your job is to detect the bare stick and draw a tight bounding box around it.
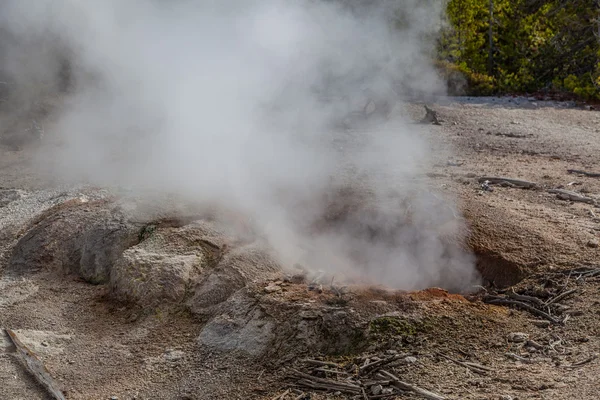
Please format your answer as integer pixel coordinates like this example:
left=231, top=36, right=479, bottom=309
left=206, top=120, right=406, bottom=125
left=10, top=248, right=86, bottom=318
left=505, top=353, right=535, bottom=364
left=564, top=355, right=597, bottom=368
left=290, top=369, right=361, bottom=391
left=544, top=289, right=578, bottom=306
left=567, top=169, right=600, bottom=178
left=507, top=289, right=545, bottom=306
left=5, top=329, right=66, bottom=400
left=359, top=354, right=407, bottom=374
left=272, top=389, right=290, bottom=400
left=437, top=353, right=492, bottom=374
left=478, top=177, right=537, bottom=188
left=302, top=359, right=340, bottom=368
left=314, top=368, right=350, bottom=376
left=380, top=370, right=446, bottom=400
left=484, top=298, right=562, bottom=324
left=547, top=189, right=596, bottom=204
left=296, top=379, right=360, bottom=394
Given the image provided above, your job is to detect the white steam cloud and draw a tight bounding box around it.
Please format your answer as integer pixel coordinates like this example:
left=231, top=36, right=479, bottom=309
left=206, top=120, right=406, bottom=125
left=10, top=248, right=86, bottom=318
left=0, top=0, right=478, bottom=291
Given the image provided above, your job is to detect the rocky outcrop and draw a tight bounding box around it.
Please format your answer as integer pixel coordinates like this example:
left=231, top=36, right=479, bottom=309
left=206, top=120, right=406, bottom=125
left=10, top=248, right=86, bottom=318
left=8, top=199, right=141, bottom=283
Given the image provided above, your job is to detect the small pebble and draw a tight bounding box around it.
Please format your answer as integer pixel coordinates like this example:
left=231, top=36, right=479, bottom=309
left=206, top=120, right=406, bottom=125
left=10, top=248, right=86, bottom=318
left=586, top=240, right=598, bottom=249
left=371, top=384, right=383, bottom=395
left=508, top=332, right=529, bottom=343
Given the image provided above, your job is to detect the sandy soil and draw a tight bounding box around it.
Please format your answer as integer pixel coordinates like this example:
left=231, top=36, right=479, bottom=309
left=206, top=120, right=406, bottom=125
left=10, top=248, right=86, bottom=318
left=1, top=96, right=599, bottom=400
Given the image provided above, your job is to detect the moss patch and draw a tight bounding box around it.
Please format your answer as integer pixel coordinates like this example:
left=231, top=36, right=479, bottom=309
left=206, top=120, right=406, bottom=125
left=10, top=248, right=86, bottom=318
left=369, top=316, right=436, bottom=339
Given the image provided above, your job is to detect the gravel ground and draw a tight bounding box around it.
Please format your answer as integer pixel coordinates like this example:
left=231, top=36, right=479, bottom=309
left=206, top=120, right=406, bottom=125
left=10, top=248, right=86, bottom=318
left=0, top=96, right=599, bottom=399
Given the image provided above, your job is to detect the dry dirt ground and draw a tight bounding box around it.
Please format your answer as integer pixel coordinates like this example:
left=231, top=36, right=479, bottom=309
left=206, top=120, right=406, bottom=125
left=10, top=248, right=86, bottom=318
left=1, top=96, right=600, bottom=400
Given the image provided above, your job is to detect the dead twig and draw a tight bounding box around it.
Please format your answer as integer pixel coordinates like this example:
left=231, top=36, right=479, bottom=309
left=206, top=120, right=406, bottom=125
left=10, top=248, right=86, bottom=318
left=420, top=105, right=441, bottom=125
left=290, top=369, right=361, bottom=392
left=505, top=353, right=536, bottom=364
left=507, top=289, right=545, bottom=306
left=302, top=359, right=340, bottom=368
left=437, top=353, right=493, bottom=374
left=478, top=177, right=537, bottom=189
left=547, top=189, right=596, bottom=204
left=484, top=297, right=562, bottom=324
left=296, top=379, right=360, bottom=394
left=272, top=389, right=290, bottom=400
left=567, top=169, right=600, bottom=178
left=544, top=289, right=578, bottom=306
left=4, top=329, right=67, bottom=400
left=564, top=354, right=597, bottom=369
left=379, top=370, right=446, bottom=400
left=359, top=354, right=407, bottom=374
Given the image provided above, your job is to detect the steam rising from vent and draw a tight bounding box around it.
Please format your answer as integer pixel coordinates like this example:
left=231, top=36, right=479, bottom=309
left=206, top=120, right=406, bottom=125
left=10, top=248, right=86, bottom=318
left=0, top=0, right=479, bottom=291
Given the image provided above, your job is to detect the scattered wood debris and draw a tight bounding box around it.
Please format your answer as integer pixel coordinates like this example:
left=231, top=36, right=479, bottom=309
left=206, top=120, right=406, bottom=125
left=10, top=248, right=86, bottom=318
left=547, top=188, right=596, bottom=204
left=420, top=105, right=441, bottom=125
left=488, top=131, right=531, bottom=138
left=478, top=177, right=537, bottom=189
left=4, top=329, right=66, bottom=400
left=484, top=295, right=563, bottom=324
left=563, top=354, right=598, bottom=369
left=567, top=169, right=600, bottom=178
left=287, top=354, right=447, bottom=400
left=437, top=352, right=494, bottom=375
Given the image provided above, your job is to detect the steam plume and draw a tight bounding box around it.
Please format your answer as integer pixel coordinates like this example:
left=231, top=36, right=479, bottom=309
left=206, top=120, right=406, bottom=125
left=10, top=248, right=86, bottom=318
left=0, top=0, right=478, bottom=291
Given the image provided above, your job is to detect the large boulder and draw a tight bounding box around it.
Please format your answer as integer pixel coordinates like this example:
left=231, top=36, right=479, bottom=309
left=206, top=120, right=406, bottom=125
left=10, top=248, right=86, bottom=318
left=7, top=199, right=141, bottom=283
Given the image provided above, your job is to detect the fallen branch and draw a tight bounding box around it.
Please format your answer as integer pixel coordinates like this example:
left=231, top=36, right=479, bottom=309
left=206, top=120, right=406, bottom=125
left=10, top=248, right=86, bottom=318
left=564, top=354, right=597, bottom=368
left=567, top=169, right=600, bottom=178
left=547, top=189, right=596, bottom=204
left=314, top=367, right=350, bottom=376
left=544, top=289, right=578, bottom=306
left=302, top=359, right=340, bottom=368
left=296, top=379, right=361, bottom=394
left=505, top=353, right=536, bottom=364
left=507, top=289, right=545, bottom=306
left=437, top=353, right=492, bottom=374
left=484, top=297, right=562, bottom=324
left=478, top=177, right=537, bottom=189
left=359, top=354, right=406, bottom=374
left=379, top=370, right=446, bottom=400
left=272, top=389, right=290, bottom=400
left=420, top=105, right=441, bottom=125
left=290, top=369, right=361, bottom=392
left=5, top=329, right=66, bottom=400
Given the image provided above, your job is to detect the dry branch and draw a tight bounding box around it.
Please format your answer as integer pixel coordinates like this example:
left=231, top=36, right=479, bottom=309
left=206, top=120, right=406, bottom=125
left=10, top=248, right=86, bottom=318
left=505, top=353, right=536, bottom=364
left=359, top=354, right=406, bottom=374
left=544, top=289, right=578, bottom=306
left=5, top=329, right=66, bottom=400
left=379, top=370, right=446, bottom=400
left=564, top=355, right=597, bottom=368
left=302, top=359, right=340, bottom=368
left=507, top=289, right=545, bottom=306
left=272, top=389, right=290, bottom=400
left=547, top=189, right=596, bottom=204
left=567, top=169, right=600, bottom=178
left=478, top=177, right=537, bottom=189
left=437, top=353, right=493, bottom=374
left=290, top=369, right=361, bottom=391
left=484, top=297, right=562, bottom=324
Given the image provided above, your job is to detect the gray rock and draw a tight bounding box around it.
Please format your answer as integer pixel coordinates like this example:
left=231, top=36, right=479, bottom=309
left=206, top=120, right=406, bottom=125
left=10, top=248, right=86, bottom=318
left=198, top=291, right=275, bottom=357
left=8, top=199, right=141, bottom=283
left=507, top=332, right=529, bottom=343
left=111, top=248, right=202, bottom=306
